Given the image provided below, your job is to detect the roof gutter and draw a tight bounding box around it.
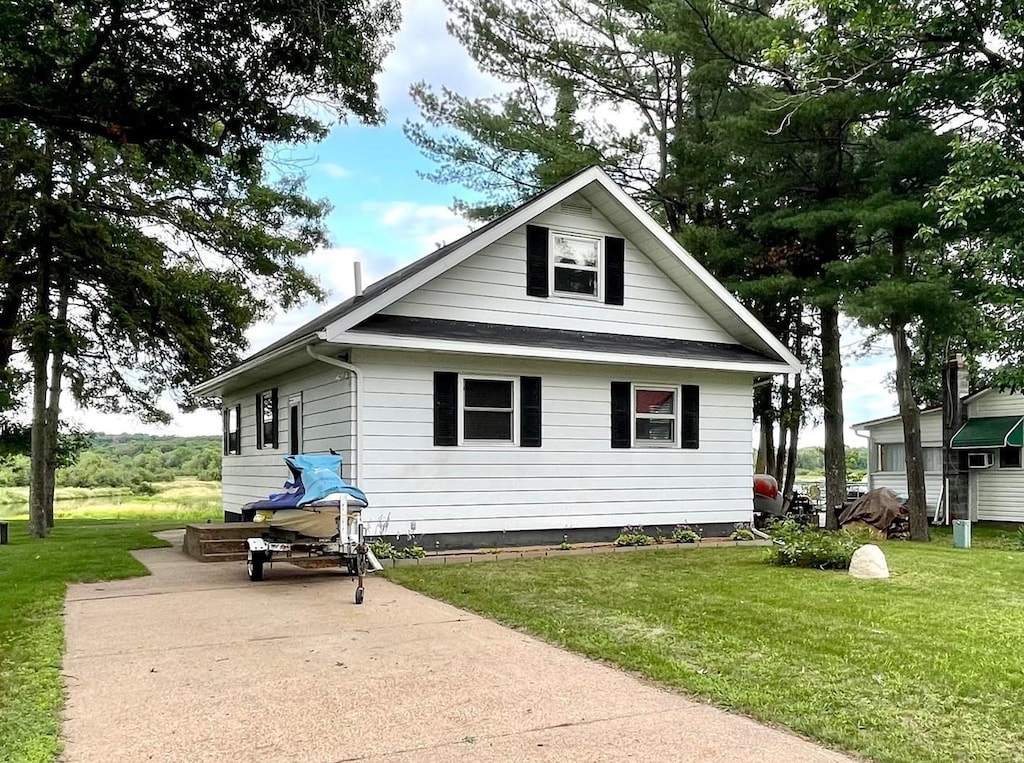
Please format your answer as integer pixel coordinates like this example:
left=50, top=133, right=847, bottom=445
left=191, top=335, right=315, bottom=397
left=306, top=344, right=363, bottom=488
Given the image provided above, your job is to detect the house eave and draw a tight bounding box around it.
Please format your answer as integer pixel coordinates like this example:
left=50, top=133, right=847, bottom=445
left=326, top=330, right=795, bottom=374
left=191, top=335, right=315, bottom=397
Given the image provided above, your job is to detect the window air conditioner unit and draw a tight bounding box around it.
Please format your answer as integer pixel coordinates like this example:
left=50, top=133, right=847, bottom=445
left=968, top=452, right=994, bottom=469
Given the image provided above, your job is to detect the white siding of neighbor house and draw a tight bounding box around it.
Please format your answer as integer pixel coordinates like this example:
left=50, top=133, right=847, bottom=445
left=378, top=194, right=738, bottom=345
left=967, top=390, right=1024, bottom=522
left=221, top=362, right=353, bottom=514
left=865, top=412, right=943, bottom=510
left=352, top=348, right=754, bottom=538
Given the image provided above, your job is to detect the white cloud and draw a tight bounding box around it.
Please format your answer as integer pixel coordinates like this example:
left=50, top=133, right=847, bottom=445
left=369, top=201, right=473, bottom=254
left=321, top=162, right=351, bottom=179
left=377, top=0, right=505, bottom=121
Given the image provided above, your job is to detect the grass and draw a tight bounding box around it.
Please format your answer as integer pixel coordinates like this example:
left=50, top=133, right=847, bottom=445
left=0, top=518, right=180, bottom=762
left=0, top=479, right=221, bottom=521
left=389, top=527, right=1024, bottom=763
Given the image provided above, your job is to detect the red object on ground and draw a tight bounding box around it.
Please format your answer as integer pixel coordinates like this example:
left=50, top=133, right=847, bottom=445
left=753, top=474, right=779, bottom=500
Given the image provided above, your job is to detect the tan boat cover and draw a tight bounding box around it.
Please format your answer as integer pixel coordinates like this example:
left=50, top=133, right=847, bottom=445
left=837, top=488, right=908, bottom=532
left=253, top=507, right=341, bottom=538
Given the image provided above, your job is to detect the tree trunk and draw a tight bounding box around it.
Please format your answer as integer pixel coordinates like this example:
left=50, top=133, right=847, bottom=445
left=783, top=373, right=802, bottom=499
left=774, top=376, right=791, bottom=484
left=892, top=321, right=930, bottom=541
left=43, top=286, right=69, bottom=529
left=754, top=383, right=775, bottom=475
left=820, top=303, right=847, bottom=529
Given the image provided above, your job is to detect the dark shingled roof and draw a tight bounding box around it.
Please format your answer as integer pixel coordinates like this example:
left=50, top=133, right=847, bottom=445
left=352, top=315, right=777, bottom=365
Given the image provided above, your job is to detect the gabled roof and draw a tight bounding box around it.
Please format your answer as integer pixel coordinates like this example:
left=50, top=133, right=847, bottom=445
left=850, top=407, right=941, bottom=431
left=195, top=167, right=802, bottom=396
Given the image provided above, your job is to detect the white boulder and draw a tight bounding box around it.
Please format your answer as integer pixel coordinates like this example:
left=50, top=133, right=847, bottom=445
left=848, top=544, right=889, bottom=580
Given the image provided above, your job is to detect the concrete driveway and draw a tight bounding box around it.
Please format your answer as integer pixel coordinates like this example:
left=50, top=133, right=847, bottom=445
left=61, top=534, right=857, bottom=763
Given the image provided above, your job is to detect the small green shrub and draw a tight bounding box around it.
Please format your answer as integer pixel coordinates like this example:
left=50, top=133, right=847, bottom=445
left=764, top=518, right=860, bottom=570
left=1017, top=526, right=1024, bottom=551
left=729, top=527, right=755, bottom=541
left=614, top=525, right=654, bottom=546
left=556, top=541, right=573, bottom=551
left=400, top=545, right=426, bottom=559
left=369, top=538, right=397, bottom=559
left=671, top=524, right=702, bottom=543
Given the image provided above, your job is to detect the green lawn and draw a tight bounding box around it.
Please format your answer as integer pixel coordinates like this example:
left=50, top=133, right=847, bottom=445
left=389, top=528, right=1024, bottom=763
left=0, top=519, right=174, bottom=762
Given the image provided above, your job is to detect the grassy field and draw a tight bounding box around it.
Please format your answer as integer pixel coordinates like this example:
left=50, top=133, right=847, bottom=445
left=389, top=526, right=1024, bottom=763
left=0, top=479, right=221, bottom=522
left=0, top=519, right=177, bottom=762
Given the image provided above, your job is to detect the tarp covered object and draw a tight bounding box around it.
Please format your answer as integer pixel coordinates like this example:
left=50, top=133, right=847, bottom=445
left=252, top=507, right=344, bottom=538
left=243, top=454, right=367, bottom=511
left=837, top=488, right=908, bottom=532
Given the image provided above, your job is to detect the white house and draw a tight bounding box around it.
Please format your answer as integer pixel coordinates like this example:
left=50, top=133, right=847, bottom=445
left=853, top=387, right=1024, bottom=523
left=193, top=167, right=802, bottom=547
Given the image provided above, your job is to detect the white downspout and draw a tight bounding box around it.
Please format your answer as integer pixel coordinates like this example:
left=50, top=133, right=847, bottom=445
left=306, top=345, right=362, bottom=487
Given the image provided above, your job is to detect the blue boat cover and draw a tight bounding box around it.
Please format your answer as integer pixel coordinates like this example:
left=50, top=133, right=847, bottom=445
left=244, top=454, right=368, bottom=510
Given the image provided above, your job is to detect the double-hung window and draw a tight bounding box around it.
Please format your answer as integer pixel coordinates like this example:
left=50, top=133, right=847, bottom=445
left=462, top=378, right=516, bottom=443
left=634, top=387, right=678, bottom=446
left=550, top=232, right=601, bottom=298
left=256, top=389, right=278, bottom=449
left=222, top=405, right=241, bottom=455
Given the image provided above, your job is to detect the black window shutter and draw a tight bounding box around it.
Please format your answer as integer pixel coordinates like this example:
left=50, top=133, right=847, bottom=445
left=433, top=372, right=458, bottom=446
left=681, top=385, right=700, bottom=449
left=255, top=393, right=264, bottom=449
left=268, top=388, right=278, bottom=447
left=222, top=410, right=230, bottom=455
left=233, top=404, right=241, bottom=454
left=610, top=381, right=631, bottom=448
left=520, top=376, right=542, bottom=447
left=526, top=225, right=549, bottom=297
left=604, top=237, right=625, bottom=305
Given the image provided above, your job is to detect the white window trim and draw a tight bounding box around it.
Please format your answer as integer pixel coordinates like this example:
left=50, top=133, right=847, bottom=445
left=631, top=383, right=679, bottom=448
left=458, top=374, right=519, bottom=446
left=549, top=230, right=602, bottom=301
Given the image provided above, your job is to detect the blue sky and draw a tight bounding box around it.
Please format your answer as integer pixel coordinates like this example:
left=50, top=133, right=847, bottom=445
left=70, top=0, right=899, bottom=446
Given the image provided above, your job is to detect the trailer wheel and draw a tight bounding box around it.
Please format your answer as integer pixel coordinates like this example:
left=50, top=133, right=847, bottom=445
left=247, top=552, right=265, bottom=582
left=355, top=586, right=364, bottom=605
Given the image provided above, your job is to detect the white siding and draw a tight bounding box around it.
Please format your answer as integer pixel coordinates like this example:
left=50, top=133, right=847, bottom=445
left=864, top=411, right=942, bottom=510
left=354, top=348, right=755, bottom=537
left=379, top=195, right=738, bottom=344
left=967, top=389, right=1024, bottom=521
left=221, top=362, right=353, bottom=514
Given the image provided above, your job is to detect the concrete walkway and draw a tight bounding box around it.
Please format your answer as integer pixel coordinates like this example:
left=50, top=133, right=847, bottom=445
left=61, top=534, right=858, bottom=763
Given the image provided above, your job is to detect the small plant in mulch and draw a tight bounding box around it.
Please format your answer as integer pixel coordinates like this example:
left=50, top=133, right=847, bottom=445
left=729, top=524, right=756, bottom=541
left=671, top=524, right=702, bottom=544
left=556, top=541, right=573, bottom=551
left=369, top=538, right=397, bottom=559
left=399, top=545, right=425, bottom=559
left=614, top=525, right=654, bottom=546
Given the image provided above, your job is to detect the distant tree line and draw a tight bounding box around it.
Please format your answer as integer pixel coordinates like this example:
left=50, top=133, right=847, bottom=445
left=0, top=434, right=220, bottom=488
left=794, top=447, right=868, bottom=479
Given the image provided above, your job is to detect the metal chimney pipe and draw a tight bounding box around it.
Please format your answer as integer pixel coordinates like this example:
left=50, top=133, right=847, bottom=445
left=353, top=260, right=363, bottom=297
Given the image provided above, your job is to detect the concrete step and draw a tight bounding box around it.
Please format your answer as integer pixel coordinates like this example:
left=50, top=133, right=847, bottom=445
left=198, top=550, right=248, bottom=563
left=199, top=538, right=249, bottom=554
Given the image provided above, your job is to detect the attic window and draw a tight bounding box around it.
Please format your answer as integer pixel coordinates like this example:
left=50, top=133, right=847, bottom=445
left=550, top=232, right=601, bottom=298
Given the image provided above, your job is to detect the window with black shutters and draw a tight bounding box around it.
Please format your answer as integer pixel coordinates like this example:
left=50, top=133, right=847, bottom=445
left=611, top=382, right=699, bottom=449
left=256, top=389, right=278, bottom=449
left=463, top=378, right=515, bottom=442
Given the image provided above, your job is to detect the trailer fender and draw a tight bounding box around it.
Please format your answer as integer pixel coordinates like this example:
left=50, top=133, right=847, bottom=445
left=246, top=537, right=269, bottom=554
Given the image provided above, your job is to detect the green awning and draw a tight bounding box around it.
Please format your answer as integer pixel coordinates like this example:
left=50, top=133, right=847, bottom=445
left=950, top=416, right=1024, bottom=449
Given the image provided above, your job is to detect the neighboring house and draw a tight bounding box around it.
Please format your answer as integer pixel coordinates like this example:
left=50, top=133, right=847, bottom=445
left=853, top=387, right=1024, bottom=523
left=193, top=167, right=802, bottom=547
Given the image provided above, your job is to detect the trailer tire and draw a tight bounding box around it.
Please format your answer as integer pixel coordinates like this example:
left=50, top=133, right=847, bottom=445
left=247, top=553, right=265, bottom=582
left=355, top=586, right=364, bottom=605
